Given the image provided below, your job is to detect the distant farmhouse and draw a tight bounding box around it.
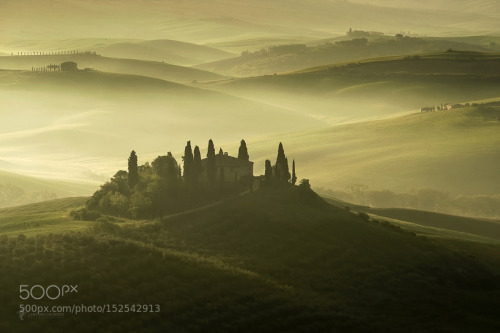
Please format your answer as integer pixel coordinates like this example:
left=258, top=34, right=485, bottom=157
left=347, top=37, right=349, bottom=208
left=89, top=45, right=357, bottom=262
left=32, top=61, right=80, bottom=72
left=61, top=61, right=78, bottom=71
left=200, top=149, right=253, bottom=183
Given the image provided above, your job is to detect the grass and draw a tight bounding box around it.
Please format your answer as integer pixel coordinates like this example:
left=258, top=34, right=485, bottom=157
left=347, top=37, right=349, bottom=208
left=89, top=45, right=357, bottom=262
left=0, top=187, right=499, bottom=331
left=0, top=197, right=90, bottom=237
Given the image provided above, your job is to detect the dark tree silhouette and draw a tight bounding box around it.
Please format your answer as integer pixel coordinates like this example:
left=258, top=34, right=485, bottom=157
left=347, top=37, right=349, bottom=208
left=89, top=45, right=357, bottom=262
left=150, top=153, right=180, bottom=217
left=265, top=159, right=273, bottom=185
left=238, top=139, right=249, bottom=161
left=128, top=150, right=139, bottom=188
left=292, top=159, right=297, bottom=185
left=193, top=145, right=202, bottom=193
left=275, top=142, right=290, bottom=183
left=183, top=141, right=194, bottom=185
left=207, top=139, right=216, bottom=187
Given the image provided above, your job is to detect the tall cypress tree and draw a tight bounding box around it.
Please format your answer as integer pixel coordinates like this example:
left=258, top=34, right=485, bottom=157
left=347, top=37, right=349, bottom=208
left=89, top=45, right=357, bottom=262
left=292, top=159, right=297, bottom=185
left=275, top=142, right=290, bottom=183
left=128, top=150, right=139, bottom=188
left=207, top=139, right=216, bottom=187
left=193, top=146, right=202, bottom=190
left=238, top=139, right=249, bottom=161
left=183, top=141, right=194, bottom=186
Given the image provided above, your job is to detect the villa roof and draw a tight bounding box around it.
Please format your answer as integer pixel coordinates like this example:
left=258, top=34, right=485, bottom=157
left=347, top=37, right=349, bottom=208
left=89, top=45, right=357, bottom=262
left=201, top=154, right=253, bottom=167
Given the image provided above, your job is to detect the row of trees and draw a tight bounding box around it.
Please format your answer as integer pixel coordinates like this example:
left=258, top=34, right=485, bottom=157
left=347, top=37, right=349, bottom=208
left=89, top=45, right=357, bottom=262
left=264, top=142, right=297, bottom=186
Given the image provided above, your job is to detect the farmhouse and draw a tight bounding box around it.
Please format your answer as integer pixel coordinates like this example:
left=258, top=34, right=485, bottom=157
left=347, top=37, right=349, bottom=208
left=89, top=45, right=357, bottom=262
left=200, top=150, right=253, bottom=183
left=61, top=61, right=78, bottom=71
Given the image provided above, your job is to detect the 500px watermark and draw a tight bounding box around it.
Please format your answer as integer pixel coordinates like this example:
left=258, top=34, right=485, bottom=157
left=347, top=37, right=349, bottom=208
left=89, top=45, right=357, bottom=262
left=20, top=304, right=160, bottom=314
left=18, top=304, right=161, bottom=320
left=20, top=284, right=78, bottom=300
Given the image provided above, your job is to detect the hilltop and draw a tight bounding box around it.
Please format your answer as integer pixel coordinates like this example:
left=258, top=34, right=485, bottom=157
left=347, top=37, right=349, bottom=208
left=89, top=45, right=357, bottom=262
left=207, top=51, right=500, bottom=123
left=0, top=53, right=225, bottom=84
left=0, top=38, right=235, bottom=65
left=92, top=39, right=235, bottom=65
left=1, top=186, right=499, bottom=332
left=195, top=37, right=496, bottom=77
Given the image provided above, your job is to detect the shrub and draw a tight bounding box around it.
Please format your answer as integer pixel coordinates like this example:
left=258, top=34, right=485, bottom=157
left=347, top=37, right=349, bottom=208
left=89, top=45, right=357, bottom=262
left=70, top=207, right=101, bottom=221
left=358, top=212, right=370, bottom=221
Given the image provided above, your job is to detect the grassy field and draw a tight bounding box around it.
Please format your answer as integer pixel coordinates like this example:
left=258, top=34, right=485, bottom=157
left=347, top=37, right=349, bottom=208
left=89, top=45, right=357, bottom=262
left=0, top=170, right=96, bottom=208
left=1, top=186, right=499, bottom=332
left=221, top=103, right=500, bottom=204
left=195, top=39, right=497, bottom=77
left=0, top=197, right=90, bottom=237
left=205, top=51, right=500, bottom=125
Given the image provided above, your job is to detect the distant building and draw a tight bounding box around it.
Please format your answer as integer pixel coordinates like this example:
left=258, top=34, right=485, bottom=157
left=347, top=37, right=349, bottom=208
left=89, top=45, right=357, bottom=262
left=200, top=151, right=253, bottom=183
left=61, top=61, right=78, bottom=71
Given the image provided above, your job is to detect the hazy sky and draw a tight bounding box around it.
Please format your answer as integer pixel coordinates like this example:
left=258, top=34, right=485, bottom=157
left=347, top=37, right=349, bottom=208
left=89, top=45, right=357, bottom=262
left=1, top=0, right=499, bottom=193
left=1, top=0, right=499, bottom=42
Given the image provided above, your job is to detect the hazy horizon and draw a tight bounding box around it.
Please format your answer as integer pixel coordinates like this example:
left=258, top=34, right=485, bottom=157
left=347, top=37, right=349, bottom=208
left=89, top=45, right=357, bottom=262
left=1, top=0, right=500, bottom=216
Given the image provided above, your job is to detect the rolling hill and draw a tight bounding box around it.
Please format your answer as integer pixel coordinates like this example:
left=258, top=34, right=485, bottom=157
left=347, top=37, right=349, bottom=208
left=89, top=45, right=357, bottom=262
left=195, top=36, right=493, bottom=77
left=0, top=186, right=499, bottom=332
left=367, top=207, right=500, bottom=243
left=0, top=170, right=96, bottom=209
left=0, top=53, right=226, bottom=84
left=0, top=196, right=90, bottom=236
left=92, top=39, right=235, bottom=65
left=218, top=101, right=500, bottom=219
left=0, top=69, right=324, bottom=184
left=0, top=38, right=235, bottom=66
left=206, top=51, right=500, bottom=123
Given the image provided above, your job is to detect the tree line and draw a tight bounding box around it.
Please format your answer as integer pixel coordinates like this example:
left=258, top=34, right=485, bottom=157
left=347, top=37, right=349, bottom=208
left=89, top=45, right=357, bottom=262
left=72, top=139, right=301, bottom=220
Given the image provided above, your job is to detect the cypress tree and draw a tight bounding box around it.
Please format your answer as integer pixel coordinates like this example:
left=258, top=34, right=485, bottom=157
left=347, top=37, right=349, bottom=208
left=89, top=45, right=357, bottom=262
left=292, top=159, right=297, bottom=185
left=128, top=150, right=139, bottom=188
left=193, top=145, right=202, bottom=191
left=238, top=139, right=249, bottom=160
left=275, top=142, right=290, bottom=183
left=207, top=139, right=216, bottom=187
left=183, top=141, right=194, bottom=185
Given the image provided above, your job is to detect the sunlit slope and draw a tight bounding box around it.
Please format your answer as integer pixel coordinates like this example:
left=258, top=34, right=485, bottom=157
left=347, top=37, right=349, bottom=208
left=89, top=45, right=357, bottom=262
left=92, top=39, right=235, bottom=65
left=235, top=104, right=500, bottom=197
left=323, top=195, right=500, bottom=242
left=0, top=38, right=235, bottom=65
left=208, top=51, right=500, bottom=123
left=0, top=70, right=323, bottom=182
left=1, top=187, right=500, bottom=332
left=0, top=197, right=90, bottom=236
left=205, top=36, right=314, bottom=54
left=0, top=170, right=96, bottom=208
left=195, top=38, right=491, bottom=77
left=0, top=53, right=225, bottom=84
left=367, top=207, right=500, bottom=243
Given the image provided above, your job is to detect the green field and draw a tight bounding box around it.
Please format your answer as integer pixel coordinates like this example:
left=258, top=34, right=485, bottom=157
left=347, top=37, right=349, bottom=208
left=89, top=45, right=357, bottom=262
left=205, top=51, right=500, bottom=125
left=222, top=103, right=500, bottom=211
left=1, top=186, right=500, bottom=332
left=0, top=197, right=90, bottom=237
